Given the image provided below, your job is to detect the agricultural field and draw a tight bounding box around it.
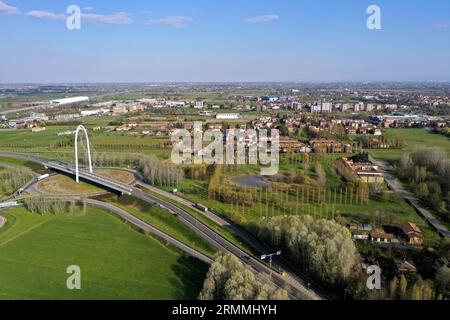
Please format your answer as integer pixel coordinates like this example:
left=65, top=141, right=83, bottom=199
left=0, top=206, right=208, bottom=300
left=367, top=128, right=450, bottom=162
left=0, top=125, right=172, bottom=161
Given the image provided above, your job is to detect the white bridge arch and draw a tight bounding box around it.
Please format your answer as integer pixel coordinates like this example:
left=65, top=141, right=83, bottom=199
left=75, top=125, right=93, bottom=183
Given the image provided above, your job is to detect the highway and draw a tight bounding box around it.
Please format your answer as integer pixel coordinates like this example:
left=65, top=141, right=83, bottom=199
left=125, top=170, right=332, bottom=299
left=0, top=151, right=325, bottom=300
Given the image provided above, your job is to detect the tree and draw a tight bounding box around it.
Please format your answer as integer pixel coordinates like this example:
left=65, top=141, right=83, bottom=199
left=389, top=277, right=398, bottom=300
left=435, top=266, right=450, bottom=299
left=315, top=163, right=326, bottom=187
left=252, top=215, right=359, bottom=285
left=417, top=183, right=429, bottom=198
left=399, top=274, right=408, bottom=300
left=199, top=253, right=289, bottom=300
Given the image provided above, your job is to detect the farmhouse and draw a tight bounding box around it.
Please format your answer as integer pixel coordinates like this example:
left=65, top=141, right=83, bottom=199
left=401, top=222, right=423, bottom=245
left=370, top=231, right=394, bottom=243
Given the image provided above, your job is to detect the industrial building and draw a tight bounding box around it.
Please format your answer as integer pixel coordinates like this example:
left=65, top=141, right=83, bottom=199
left=51, top=96, right=90, bottom=106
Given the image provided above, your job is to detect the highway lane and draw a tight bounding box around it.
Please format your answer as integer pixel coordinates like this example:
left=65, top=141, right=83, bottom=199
left=0, top=151, right=323, bottom=300
left=121, top=168, right=332, bottom=299
left=129, top=186, right=321, bottom=300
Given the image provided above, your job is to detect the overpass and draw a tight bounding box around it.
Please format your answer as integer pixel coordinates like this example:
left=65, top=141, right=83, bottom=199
left=44, top=161, right=133, bottom=196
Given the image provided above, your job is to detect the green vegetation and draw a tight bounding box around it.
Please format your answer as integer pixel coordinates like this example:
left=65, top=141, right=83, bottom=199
left=0, top=156, right=47, bottom=174
left=96, top=193, right=217, bottom=257
left=0, top=166, right=33, bottom=196
left=140, top=186, right=260, bottom=257
left=250, top=215, right=358, bottom=297
left=367, top=129, right=450, bottom=162
left=0, top=125, right=171, bottom=162
left=397, top=146, right=450, bottom=226
left=0, top=206, right=208, bottom=299
left=199, top=252, right=289, bottom=300
left=170, top=157, right=438, bottom=243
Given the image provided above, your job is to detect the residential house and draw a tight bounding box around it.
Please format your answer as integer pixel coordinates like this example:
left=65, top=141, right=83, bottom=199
left=401, top=222, right=423, bottom=245
left=370, top=231, right=395, bottom=243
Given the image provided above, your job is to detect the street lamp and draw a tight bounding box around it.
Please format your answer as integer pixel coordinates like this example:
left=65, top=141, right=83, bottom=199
left=261, top=250, right=281, bottom=274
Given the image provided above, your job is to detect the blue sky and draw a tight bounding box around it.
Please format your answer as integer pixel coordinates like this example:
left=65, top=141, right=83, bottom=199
left=0, top=0, right=449, bottom=83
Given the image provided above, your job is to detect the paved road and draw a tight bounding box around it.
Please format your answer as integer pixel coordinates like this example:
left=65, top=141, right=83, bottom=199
left=0, top=151, right=324, bottom=300
left=370, top=156, right=450, bottom=238
left=128, top=186, right=320, bottom=299
left=15, top=192, right=214, bottom=265
left=122, top=169, right=331, bottom=299
left=85, top=198, right=213, bottom=264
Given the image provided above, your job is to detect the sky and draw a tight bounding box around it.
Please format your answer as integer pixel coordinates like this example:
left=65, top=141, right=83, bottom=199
left=0, top=0, right=449, bottom=83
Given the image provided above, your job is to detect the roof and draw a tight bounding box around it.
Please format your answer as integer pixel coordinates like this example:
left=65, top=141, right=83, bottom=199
left=401, top=222, right=422, bottom=236
left=396, top=260, right=417, bottom=273
left=370, top=231, right=394, bottom=240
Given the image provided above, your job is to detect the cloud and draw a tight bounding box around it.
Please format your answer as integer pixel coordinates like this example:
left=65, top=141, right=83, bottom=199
left=433, top=22, right=449, bottom=29
left=25, top=9, right=132, bottom=25
left=0, top=1, right=19, bottom=14
left=244, top=14, right=279, bottom=24
left=26, top=10, right=66, bottom=20
left=145, top=16, right=193, bottom=28
left=81, top=12, right=133, bottom=25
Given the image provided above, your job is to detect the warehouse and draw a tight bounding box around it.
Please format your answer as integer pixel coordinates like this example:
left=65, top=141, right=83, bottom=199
left=51, top=96, right=89, bottom=106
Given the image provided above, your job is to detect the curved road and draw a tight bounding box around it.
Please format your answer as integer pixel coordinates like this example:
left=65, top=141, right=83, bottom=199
left=0, top=151, right=324, bottom=300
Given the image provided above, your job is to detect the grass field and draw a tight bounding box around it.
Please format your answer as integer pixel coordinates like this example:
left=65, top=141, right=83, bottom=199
left=367, top=128, right=450, bottom=162
left=97, top=169, right=135, bottom=184
left=95, top=193, right=217, bottom=257
left=36, top=174, right=102, bottom=195
left=35, top=170, right=134, bottom=196
left=0, top=156, right=48, bottom=174
left=0, top=125, right=171, bottom=160
left=0, top=206, right=208, bottom=300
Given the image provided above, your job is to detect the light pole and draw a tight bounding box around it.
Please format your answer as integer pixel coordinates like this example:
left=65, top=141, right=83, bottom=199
left=261, top=250, right=281, bottom=274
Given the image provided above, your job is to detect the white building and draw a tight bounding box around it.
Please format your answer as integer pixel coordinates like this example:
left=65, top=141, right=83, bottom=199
left=216, top=113, right=241, bottom=120
left=81, top=109, right=100, bottom=117
left=166, top=101, right=186, bottom=107
left=194, top=101, right=204, bottom=109
left=322, top=102, right=333, bottom=112
left=51, top=96, right=89, bottom=106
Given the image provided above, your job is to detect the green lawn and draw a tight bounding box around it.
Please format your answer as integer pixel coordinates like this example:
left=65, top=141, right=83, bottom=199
left=367, top=128, right=450, bottom=162
left=95, top=193, right=217, bottom=257
left=0, top=156, right=48, bottom=174
left=0, top=206, right=208, bottom=300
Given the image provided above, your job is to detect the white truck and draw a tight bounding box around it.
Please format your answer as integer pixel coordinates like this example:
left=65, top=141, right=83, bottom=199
left=0, top=201, right=19, bottom=209
left=37, top=174, right=50, bottom=181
